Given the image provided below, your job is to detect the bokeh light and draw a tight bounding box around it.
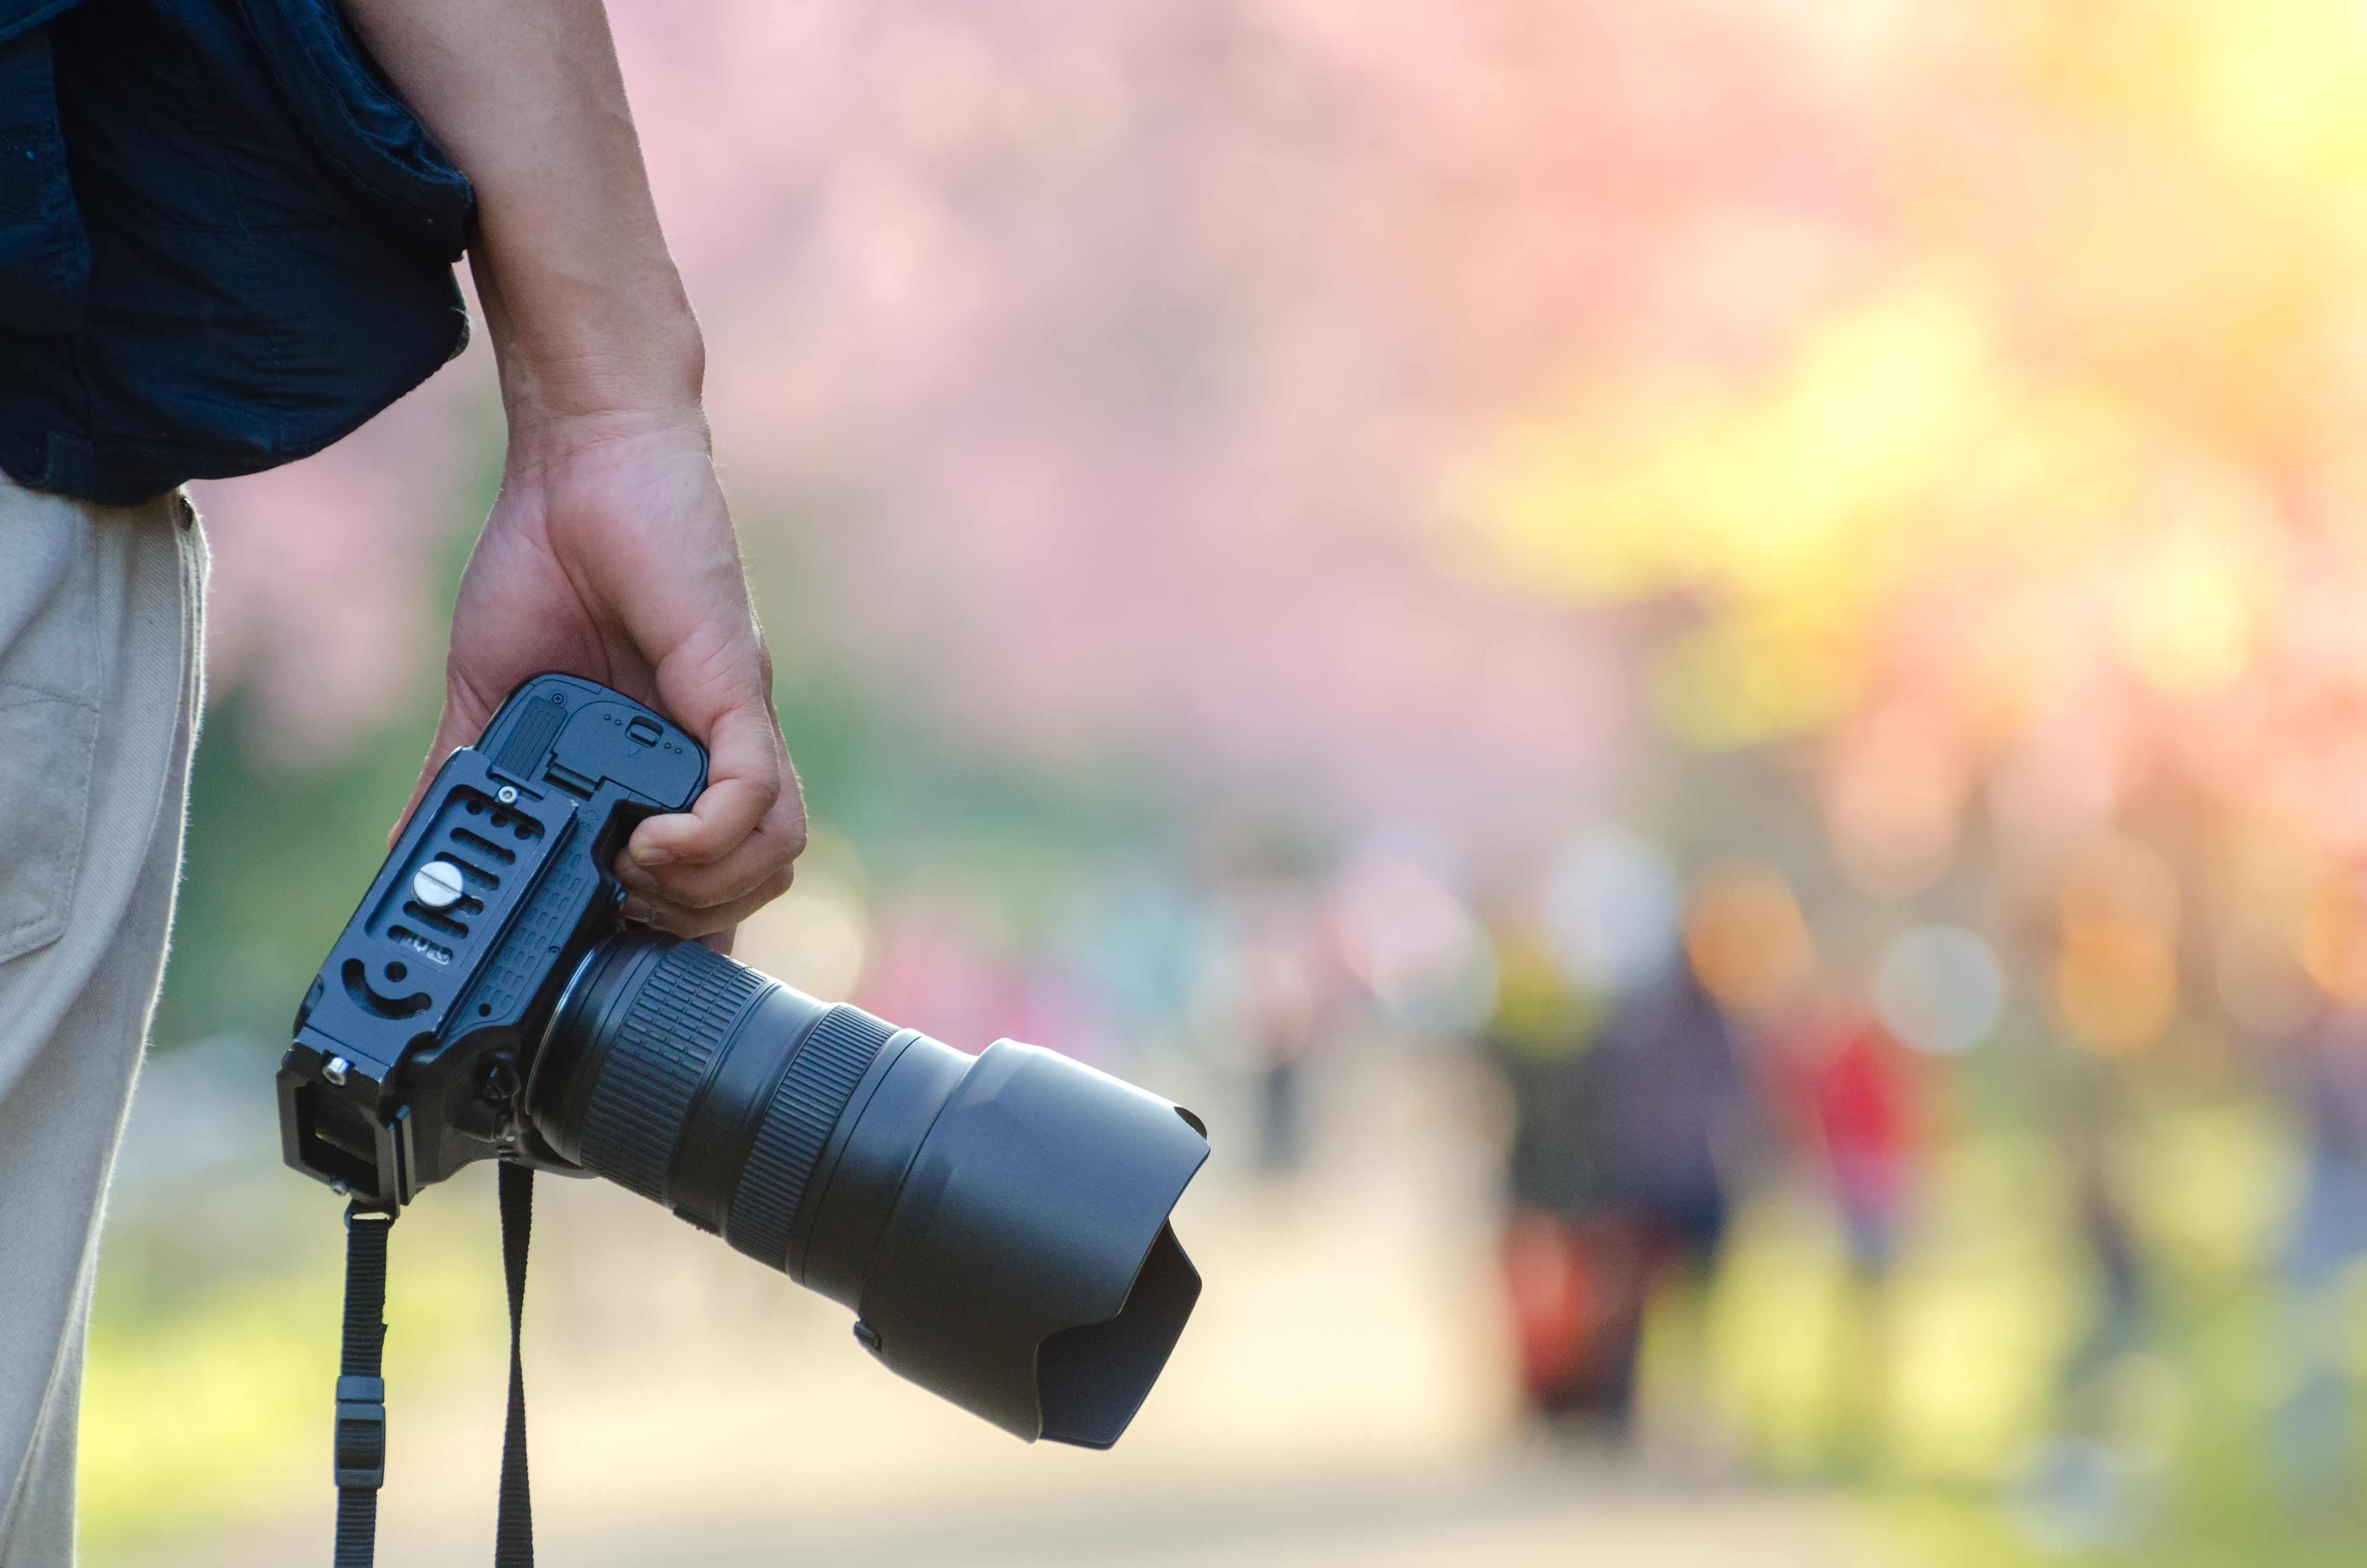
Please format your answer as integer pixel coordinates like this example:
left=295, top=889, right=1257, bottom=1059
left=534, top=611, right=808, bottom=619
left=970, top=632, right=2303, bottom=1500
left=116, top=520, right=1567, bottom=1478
left=1682, top=864, right=1813, bottom=1017
left=90, top=1, right=2367, bottom=1562
left=2055, top=836, right=2180, bottom=1054
left=1329, top=841, right=1499, bottom=1035
left=1874, top=926, right=2007, bottom=1057
left=1542, top=824, right=1683, bottom=997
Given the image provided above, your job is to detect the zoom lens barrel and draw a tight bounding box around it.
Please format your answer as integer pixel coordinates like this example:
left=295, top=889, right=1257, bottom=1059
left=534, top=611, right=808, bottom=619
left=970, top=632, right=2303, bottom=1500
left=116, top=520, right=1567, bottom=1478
left=527, top=930, right=1208, bottom=1448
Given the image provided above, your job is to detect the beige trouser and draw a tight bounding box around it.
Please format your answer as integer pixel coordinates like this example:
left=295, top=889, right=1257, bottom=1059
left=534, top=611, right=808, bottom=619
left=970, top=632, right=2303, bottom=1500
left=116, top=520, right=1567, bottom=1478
left=0, top=477, right=206, bottom=1565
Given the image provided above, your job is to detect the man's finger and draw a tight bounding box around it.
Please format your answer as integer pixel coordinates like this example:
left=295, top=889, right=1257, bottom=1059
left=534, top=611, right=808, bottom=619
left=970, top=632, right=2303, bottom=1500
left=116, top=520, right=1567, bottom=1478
left=624, top=701, right=794, bottom=867
left=614, top=802, right=801, bottom=911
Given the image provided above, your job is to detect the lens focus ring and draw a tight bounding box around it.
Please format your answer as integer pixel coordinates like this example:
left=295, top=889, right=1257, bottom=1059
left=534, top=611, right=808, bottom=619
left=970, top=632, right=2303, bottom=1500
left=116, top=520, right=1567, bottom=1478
left=576, top=941, right=770, bottom=1202
left=725, top=1005, right=899, bottom=1268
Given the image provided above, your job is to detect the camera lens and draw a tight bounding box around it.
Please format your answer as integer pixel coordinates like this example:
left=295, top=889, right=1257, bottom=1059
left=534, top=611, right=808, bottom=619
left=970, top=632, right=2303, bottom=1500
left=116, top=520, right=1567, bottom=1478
left=527, top=930, right=1209, bottom=1447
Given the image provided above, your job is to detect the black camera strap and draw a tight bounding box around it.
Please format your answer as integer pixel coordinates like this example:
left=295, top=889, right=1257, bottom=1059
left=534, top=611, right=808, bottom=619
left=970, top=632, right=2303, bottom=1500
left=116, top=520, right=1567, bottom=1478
left=327, top=1167, right=537, bottom=1568
left=495, top=1162, right=536, bottom=1568
left=332, top=1205, right=393, bottom=1568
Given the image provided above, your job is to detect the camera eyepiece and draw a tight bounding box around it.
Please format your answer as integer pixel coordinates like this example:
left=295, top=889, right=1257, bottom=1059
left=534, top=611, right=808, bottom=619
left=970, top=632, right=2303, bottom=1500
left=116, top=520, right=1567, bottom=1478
left=529, top=930, right=1208, bottom=1447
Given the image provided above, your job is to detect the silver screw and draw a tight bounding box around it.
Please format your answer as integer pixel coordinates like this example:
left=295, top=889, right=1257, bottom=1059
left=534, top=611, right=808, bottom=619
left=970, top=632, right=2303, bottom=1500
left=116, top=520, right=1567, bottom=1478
left=411, top=861, right=466, bottom=908
left=496, top=786, right=519, bottom=805
left=323, top=1056, right=350, bottom=1086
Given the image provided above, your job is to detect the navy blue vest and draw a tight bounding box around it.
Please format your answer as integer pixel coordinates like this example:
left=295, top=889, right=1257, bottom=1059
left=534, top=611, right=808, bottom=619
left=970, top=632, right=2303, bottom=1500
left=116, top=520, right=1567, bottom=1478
left=0, top=0, right=472, bottom=505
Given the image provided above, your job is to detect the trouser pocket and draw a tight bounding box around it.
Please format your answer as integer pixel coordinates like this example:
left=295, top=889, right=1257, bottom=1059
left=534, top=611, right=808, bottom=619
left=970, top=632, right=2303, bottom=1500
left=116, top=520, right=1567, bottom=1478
left=0, top=686, right=96, bottom=962
left=0, top=488, right=102, bottom=963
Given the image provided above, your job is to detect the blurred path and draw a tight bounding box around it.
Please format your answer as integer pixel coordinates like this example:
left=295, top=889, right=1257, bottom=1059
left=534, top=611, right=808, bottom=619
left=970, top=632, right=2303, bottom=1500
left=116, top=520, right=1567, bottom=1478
left=86, top=1052, right=1898, bottom=1568
left=105, top=1470, right=1881, bottom=1568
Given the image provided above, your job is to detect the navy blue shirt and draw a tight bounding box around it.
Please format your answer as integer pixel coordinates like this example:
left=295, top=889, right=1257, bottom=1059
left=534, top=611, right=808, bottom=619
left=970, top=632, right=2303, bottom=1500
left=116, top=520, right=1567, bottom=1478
left=0, top=0, right=473, bottom=505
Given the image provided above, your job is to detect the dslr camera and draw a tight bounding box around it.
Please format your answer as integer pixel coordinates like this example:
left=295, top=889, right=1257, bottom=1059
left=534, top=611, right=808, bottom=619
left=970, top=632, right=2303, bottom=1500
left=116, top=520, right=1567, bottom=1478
left=278, top=674, right=1208, bottom=1447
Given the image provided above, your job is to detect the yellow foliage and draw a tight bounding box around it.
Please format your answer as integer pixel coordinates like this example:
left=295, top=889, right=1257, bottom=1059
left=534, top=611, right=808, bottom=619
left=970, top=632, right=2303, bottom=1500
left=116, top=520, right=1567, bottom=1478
left=2116, top=1097, right=2302, bottom=1282
left=1456, top=0, right=2367, bottom=766
left=1459, top=281, right=2145, bottom=748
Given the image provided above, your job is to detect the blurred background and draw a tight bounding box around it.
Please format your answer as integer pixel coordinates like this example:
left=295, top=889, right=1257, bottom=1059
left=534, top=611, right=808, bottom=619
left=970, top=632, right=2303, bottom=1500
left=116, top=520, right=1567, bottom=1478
left=86, top=1, right=2367, bottom=1562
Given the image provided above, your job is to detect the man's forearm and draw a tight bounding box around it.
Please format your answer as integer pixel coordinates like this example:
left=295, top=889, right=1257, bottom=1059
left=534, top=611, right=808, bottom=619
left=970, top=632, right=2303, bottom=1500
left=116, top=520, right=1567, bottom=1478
left=341, top=0, right=703, bottom=445
left=360, top=0, right=802, bottom=932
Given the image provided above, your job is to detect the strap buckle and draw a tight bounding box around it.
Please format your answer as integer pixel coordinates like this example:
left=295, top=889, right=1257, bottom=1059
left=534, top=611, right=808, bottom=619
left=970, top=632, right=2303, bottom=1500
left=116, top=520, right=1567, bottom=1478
left=334, top=1374, right=387, bottom=1489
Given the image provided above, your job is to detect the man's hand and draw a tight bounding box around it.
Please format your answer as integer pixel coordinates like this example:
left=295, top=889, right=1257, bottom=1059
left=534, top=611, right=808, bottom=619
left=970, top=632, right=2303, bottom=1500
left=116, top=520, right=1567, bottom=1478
left=396, top=416, right=805, bottom=945
left=349, top=0, right=807, bottom=945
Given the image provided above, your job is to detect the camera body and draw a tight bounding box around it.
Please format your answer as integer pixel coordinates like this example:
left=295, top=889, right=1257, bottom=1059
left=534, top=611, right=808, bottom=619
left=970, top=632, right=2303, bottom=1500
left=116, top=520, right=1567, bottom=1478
left=279, top=673, right=703, bottom=1207
left=280, top=674, right=1209, bottom=1448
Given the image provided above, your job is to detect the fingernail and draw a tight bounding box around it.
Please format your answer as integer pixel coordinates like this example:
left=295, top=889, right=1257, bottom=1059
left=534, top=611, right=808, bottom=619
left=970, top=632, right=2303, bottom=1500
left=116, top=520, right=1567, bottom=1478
left=616, top=864, right=660, bottom=892
left=631, top=845, right=677, bottom=867
left=622, top=895, right=658, bottom=926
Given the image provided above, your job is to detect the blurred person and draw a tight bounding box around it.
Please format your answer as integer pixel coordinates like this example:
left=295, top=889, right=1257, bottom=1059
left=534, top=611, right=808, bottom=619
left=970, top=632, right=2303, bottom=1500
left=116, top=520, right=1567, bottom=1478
left=1764, top=998, right=1921, bottom=1279
left=0, top=1, right=804, bottom=1556
left=1227, top=883, right=1329, bottom=1175
left=1489, top=916, right=1763, bottom=1440
left=2267, top=1007, right=2367, bottom=1509
left=1186, top=902, right=1329, bottom=1172
left=1206, top=825, right=1338, bottom=1173
left=1757, top=988, right=1927, bottom=1472
left=1584, top=959, right=1760, bottom=1411
left=1484, top=937, right=1612, bottom=1416
left=2028, top=1040, right=2148, bottom=1471
left=1241, top=936, right=1321, bottom=1172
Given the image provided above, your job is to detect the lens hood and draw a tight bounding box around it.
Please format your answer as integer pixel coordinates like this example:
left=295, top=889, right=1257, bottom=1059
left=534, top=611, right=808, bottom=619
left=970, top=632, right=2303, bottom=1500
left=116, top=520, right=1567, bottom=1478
left=814, top=1039, right=1210, bottom=1448
left=530, top=932, right=1211, bottom=1448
